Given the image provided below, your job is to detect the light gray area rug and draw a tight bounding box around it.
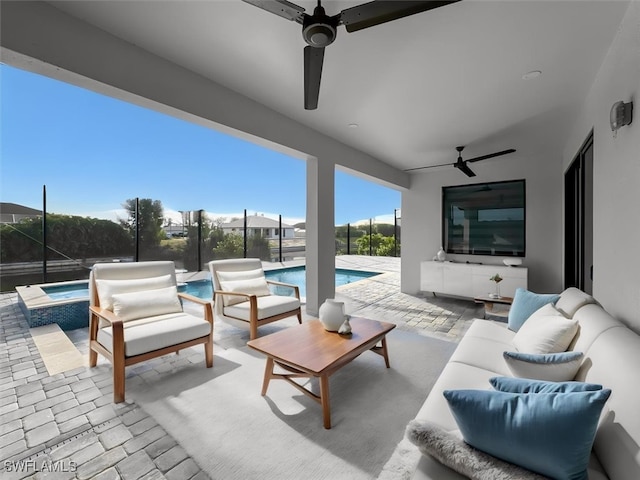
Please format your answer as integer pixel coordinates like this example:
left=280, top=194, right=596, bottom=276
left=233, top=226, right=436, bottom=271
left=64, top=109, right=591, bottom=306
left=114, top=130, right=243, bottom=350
left=128, top=328, right=456, bottom=480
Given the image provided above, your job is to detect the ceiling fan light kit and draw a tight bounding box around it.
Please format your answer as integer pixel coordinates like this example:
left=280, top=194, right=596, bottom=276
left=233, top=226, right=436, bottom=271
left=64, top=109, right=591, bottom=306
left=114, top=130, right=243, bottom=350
left=242, top=0, right=461, bottom=110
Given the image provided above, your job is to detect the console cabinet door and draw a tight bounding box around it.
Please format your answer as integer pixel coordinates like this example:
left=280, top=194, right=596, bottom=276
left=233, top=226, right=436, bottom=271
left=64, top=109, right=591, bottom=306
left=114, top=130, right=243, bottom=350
left=443, top=264, right=473, bottom=297
left=472, top=266, right=528, bottom=298
left=420, top=262, right=443, bottom=292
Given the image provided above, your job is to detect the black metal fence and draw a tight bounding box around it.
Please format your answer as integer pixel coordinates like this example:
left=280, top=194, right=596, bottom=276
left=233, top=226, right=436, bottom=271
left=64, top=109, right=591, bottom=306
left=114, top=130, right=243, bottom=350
left=0, top=187, right=399, bottom=291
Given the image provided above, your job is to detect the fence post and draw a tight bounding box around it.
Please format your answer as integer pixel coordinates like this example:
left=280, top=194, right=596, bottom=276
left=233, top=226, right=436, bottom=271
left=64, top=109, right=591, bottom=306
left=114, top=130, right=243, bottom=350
left=135, top=197, right=140, bottom=262
left=347, top=223, right=350, bottom=255
left=42, top=185, right=47, bottom=283
left=197, top=210, right=203, bottom=271
left=243, top=209, right=247, bottom=258
left=369, top=219, right=373, bottom=256
left=278, top=215, right=283, bottom=262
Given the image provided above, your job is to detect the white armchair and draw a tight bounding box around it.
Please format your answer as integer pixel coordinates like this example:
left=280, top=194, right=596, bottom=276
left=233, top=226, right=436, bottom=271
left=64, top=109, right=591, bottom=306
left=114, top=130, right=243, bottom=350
left=89, top=261, right=213, bottom=403
left=208, top=259, right=302, bottom=340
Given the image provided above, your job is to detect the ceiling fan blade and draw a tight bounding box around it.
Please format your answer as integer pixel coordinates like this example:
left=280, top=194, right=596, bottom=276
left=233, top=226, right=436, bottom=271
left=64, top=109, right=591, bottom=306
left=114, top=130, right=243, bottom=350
left=241, top=0, right=306, bottom=23
left=456, top=162, right=476, bottom=177
left=340, top=0, right=461, bottom=33
left=466, top=149, right=516, bottom=163
left=404, top=162, right=454, bottom=172
left=304, top=46, right=324, bottom=110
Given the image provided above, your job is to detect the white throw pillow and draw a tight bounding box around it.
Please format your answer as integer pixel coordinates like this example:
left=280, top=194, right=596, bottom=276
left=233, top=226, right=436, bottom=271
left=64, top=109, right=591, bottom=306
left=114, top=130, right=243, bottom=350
left=513, top=303, right=579, bottom=354
left=218, top=276, right=271, bottom=307
left=503, top=351, right=584, bottom=382
left=216, top=268, right=265, bottom=283
left=112, top=285, right=182, bottom=322
left=95, top=274, right=174, bottom=311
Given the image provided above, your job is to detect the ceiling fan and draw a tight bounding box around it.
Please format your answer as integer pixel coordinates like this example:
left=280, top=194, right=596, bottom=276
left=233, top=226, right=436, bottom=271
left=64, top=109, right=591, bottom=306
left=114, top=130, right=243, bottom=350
left=241, top=0, right=461, bottom=110
left=405, top=146, right=517, bottom=177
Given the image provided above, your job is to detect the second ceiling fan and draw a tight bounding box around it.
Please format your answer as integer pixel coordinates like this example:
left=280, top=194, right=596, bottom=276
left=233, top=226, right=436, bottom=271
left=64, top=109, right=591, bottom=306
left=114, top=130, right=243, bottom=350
left=241, top=0, right=461, bottom=110
left=405, top=146, right=517, bottom=177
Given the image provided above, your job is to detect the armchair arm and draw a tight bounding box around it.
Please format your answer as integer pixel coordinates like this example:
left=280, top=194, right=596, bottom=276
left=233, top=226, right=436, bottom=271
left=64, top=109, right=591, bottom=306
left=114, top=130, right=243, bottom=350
left=178, top=292, right=214, bottom=325
left=213, top=290, right=252, bottom=300
left=266, top=280, right=301, bottom=300
left=89, top=306, right=124, bottom=358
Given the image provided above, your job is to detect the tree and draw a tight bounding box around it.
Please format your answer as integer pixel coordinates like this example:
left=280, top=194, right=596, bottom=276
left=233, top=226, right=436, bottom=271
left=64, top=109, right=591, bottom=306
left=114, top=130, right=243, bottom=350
left=212, top=233, right=271, bottom=261
left=120, top=198, right=164, bottom=251
left=355, top=232, right=398, bottom=256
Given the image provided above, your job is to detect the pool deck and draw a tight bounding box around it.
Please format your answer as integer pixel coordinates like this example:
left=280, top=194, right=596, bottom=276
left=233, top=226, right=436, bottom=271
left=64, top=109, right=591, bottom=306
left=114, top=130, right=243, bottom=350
left=0, top=256, right=482, bottom=479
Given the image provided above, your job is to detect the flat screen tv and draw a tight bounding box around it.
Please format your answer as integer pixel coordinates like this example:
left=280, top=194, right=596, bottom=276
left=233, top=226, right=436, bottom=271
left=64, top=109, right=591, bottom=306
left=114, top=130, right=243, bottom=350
left=442, top=179, right=525, bottom=257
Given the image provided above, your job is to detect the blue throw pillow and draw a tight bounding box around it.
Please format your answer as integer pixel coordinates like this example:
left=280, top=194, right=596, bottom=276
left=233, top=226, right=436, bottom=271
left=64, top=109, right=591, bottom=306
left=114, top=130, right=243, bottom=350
left=490, top=376, right=603, bottom=393
left=508, top=288, right=560, bottom=332
left=443, top=388, right=611, bottom=480
left=502, top=351, right=584, bottom=382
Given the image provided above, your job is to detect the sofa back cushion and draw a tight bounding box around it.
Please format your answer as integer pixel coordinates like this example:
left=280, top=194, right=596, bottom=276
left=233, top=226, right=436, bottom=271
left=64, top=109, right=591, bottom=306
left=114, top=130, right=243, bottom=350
left=556, top=287, right=597, bottom=318
left=575, top=324, right=640, bottom=480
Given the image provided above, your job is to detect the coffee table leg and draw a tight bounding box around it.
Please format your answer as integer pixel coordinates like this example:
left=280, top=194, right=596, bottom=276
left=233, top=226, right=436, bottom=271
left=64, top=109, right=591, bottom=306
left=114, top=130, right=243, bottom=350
left=381, top=337, right=391, bottom=368
left=261, top=357, right=274, bottom=396
left=320, top=374, right=331, bottom=429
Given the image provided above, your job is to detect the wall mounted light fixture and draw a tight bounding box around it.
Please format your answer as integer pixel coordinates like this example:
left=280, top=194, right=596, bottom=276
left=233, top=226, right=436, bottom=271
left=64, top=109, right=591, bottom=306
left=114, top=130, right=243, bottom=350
left=610, top=100, right=633, bottom=134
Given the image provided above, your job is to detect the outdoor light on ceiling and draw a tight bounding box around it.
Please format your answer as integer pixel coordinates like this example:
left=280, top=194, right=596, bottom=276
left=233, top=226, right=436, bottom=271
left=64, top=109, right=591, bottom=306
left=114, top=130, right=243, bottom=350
left=610, top=100, right=633, bottom=137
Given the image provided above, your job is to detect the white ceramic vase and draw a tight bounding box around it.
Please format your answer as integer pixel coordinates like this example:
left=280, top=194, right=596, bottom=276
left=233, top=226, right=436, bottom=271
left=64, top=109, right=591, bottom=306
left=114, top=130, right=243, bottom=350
left=319, top=299, right=346, bottom=332
left=436, top=247, right=447, bottom=262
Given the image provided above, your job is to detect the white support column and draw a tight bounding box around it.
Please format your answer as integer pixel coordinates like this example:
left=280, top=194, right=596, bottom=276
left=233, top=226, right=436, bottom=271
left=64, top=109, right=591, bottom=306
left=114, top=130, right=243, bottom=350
left=306, top=156, right=335, bottom=316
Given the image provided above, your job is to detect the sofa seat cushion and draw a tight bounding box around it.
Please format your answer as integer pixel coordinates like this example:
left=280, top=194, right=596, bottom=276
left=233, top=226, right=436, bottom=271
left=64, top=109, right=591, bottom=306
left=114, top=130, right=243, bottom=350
left=97, top=312, right=211, bottom=357
left=462, top=319, right=516, bottom=344
left=223, top=295, right=300, bottom=321
left=414, top=362, right=498, bottom=432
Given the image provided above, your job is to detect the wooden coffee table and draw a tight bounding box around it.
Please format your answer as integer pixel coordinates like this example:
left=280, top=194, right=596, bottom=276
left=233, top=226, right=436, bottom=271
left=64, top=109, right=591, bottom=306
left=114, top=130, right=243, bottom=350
left=247, top=317, right=396, bottom=429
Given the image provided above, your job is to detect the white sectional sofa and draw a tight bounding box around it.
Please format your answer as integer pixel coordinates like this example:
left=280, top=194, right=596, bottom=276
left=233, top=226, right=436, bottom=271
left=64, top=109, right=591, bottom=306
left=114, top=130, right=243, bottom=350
left=408, top=288, right=640, bottom=480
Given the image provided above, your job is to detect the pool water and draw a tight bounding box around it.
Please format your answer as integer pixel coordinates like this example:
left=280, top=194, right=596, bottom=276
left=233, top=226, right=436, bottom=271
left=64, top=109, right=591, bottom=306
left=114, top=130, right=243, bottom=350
left=43, top=283, right=90, bottom=300
left=41, top=267, right=380, bottom=301
left=184, top=267, right=379, bottom=299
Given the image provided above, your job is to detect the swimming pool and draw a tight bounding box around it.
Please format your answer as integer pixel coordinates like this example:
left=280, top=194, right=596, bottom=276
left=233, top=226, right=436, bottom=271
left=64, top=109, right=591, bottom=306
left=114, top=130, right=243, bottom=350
left=184, top=266, right=379, bottom=299
left=35, top=266, right=379, bottom=302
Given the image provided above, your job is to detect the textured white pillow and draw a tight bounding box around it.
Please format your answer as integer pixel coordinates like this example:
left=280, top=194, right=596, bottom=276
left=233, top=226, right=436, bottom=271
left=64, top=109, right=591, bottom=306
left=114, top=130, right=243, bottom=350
left=112, top=285, right=182, bottom=322
left=95, top=274, right=174, bottom=311
left=555, top=287, right=596, bottom=318
left=218, top=276, right=271, bottom=307
left=513, top=303, right=579, bottom=354
left=216, top=268, right=265, bottom=282
left=503, top=351, right=584, bottom=382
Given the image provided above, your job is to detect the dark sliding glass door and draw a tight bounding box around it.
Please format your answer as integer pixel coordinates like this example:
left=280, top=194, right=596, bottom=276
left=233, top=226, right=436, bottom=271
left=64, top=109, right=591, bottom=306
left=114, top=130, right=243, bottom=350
left=565, top=132, right=593, bottom=294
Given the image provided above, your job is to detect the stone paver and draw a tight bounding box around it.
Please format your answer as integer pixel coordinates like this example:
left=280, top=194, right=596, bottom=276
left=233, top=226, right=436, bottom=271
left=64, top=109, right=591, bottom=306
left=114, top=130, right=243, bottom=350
left=0, top=256, right=480, bottom=479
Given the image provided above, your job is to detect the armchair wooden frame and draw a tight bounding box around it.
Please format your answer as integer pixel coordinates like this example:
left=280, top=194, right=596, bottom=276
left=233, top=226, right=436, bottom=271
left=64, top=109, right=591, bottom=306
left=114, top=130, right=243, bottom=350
left=89, top=291, right=214, bottom=403
left=213, top=280, right=302, bottom=340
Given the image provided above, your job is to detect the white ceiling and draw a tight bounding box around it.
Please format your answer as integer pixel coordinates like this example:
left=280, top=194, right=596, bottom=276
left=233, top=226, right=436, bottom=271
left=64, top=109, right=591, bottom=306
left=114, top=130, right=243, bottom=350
left=49, top=0, right=629, bottom=172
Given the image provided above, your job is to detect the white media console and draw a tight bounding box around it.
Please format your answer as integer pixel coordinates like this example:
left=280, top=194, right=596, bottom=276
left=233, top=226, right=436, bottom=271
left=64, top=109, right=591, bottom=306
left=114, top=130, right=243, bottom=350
left=420, top=261, right=528, bottom=299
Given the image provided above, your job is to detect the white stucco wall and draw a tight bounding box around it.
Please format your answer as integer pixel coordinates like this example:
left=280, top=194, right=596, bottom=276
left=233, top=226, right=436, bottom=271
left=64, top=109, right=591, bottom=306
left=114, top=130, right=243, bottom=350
left=401, top=148, right=563, bottom=296
left=562, top=1, right=640, bottom=331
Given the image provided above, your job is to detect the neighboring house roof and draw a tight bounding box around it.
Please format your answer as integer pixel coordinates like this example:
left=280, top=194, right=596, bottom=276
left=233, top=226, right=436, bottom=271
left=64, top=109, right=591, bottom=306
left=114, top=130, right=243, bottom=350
left=0, top=202, right=42, bottom=223
left=0, top=203, right=42, bottom=216
left=222, top=215, right=294, bottom=229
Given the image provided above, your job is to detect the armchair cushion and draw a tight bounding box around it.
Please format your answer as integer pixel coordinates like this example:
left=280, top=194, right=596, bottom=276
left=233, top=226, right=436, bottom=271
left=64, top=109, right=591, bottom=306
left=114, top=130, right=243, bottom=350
left=112, top=285, right=182, bottom=322
left=217, top=269, right=271, bottom=306
left=95, top=274, right=174, bottom=311
left=224, top=295, right=301, bottom=321
left=97, top=312, right=212, bottom=357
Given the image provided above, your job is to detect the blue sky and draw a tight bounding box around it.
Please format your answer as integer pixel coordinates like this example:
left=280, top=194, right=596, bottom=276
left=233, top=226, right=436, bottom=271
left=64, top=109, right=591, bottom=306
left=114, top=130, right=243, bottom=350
left=0, top=64, right=400, bottom=226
